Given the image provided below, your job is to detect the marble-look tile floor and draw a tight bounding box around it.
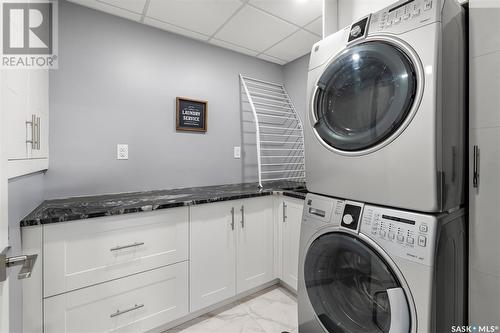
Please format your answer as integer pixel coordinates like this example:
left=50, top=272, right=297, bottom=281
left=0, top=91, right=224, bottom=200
left=165, top=286, right=298, bottom=333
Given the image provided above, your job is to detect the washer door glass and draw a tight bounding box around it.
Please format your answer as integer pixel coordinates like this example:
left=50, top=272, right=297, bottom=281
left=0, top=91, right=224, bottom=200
left=304, top=232, right=410, bottom=333
left=313, top=41, right=417, bottom=152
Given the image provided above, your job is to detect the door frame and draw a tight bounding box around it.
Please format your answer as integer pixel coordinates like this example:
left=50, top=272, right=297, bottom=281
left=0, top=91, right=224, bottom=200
left=0, top=67, right=10, bottom=332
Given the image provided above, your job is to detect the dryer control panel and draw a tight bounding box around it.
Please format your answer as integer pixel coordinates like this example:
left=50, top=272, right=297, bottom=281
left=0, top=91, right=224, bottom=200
left=360, top=205, right=437, bottom=266
left=368, top=0, right=439, bottom=35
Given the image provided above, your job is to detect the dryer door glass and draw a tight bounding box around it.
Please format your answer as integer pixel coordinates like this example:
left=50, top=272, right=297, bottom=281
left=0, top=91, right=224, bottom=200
left=313, top=41, right=417, bottom=152
left=304, top=232, right=410, bottom=333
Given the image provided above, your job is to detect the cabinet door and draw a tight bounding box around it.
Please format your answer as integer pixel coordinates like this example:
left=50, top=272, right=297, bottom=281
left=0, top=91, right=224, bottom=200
left=281, top=197, right=304, bottom=292
left=4, top=69, right=30, bottom=160
left=237, top=196, right=274, bottom=293
left=28, top=69, right=49, bottom=159
left=469, top=129, right=500, bottom=323
left=190, top=201, right=236, bottom=312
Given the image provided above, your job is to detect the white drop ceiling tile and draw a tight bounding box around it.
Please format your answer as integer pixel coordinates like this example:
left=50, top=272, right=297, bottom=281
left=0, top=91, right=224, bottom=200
left=215, top=5, right=297, bottom=52
left=146, top=0, right=242, bottom=36
left=257, top=53, right=287, bottom=65
left=249, top=0, right=322, bottom=26
left=144, top=17, right=210, bottom=41
left=210, top=39, right=260, bottom=57
left=97, top=0, right=146, bottom=14
left=265, top=29, right=319, bottom=62
left=304, top=16, right=322, bottom=36
left=68, top=0, right=142, bottom=21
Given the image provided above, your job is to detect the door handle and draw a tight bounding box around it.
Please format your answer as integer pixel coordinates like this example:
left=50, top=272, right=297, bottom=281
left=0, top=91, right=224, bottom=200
left=0, top=247, right=38, bottom=282
left=386, top=287, right=410, bottom=333
left=283, top=202, right=287, bottom=223
left=230, top=207, right=235, bottom=230
left=25, top=114, right=35, bottom=146
left=240, top=205, right=245, bottom=228
left=473, top=145, right=479, bottom=189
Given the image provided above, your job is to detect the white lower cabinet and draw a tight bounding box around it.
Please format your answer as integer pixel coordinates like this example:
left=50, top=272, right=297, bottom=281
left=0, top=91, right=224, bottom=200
left=190, top=196, right=275, bottom=311
left=190, top=200, right=236, bottom=312
left=236, top=196, right=274, bottom=293
left=278, top=197, right=304, bottom=292
left=44, top=262, right=189, bottom=333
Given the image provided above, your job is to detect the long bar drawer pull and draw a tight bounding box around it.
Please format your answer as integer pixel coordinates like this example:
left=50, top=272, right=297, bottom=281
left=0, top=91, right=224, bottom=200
left=110, top=242, right=144, bottom=252
left=110, top=303, right=144, bottom=318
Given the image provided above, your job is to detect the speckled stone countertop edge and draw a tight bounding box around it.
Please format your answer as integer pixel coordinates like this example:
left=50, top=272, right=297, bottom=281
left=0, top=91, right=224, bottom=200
left=20, top=182, right=307, bottom=227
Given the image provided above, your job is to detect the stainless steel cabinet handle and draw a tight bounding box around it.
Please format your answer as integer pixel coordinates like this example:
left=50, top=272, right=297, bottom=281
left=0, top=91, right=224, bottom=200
left=473, top=145, right=479, bottom=189
left=230, top=207, right=235, bottom=230
left=25, top=115, right=35, bottom=146
left=36, top=116, right=40, bottom=150
left=240, top=205, right=244, bottom=228
left=110, top=242, right=144, bottom=252
left=0, top=247, right=38, bottom=282
left=282, top=202, right=287, bottom=223
left=110, top=303, right=144, bottom=318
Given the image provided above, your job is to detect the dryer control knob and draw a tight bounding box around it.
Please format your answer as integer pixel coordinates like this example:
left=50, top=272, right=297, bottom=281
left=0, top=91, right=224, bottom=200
left=350, top=25, right=362, bottom=37
left=343, top=214, right=354, bottom=225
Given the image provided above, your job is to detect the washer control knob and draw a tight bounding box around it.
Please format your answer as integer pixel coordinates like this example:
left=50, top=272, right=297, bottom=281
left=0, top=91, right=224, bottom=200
left=350, top=25, right=362, bottom=37
left=343, top=214, right=354, bottom=225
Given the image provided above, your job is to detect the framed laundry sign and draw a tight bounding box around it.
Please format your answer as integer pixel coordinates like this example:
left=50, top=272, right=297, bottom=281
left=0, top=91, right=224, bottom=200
left=176, top=97, right=208, bottom=132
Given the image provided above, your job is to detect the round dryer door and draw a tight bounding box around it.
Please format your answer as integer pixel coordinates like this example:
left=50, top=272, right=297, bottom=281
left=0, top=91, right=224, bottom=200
left=312, top=41, right=417, bottom=153
left=304, top=232, right=411, bottom=333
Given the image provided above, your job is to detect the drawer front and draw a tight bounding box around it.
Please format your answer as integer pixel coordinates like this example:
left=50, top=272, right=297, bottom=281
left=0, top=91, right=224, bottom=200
left=44, top=208, right=188, bottom=297
left=44, top=261, right=189, bottom=333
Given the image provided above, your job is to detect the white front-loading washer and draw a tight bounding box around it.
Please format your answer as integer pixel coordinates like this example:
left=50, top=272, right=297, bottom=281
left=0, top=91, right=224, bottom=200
left=298, top=193, right=466, bottom=333
left=304, top=0, right=466, bottom=213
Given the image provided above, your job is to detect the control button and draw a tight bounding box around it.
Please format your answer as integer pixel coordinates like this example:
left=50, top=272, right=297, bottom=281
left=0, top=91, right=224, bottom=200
left=394, top=16, right=401, bottom=24
left=397, top=235, right=404, bottom=242
left=343, top=214, right=354, bottom=225
left=412, top=9, right=421, bottom=17
left=424, top=1, right=432, bottom=11
left=372, top=229, right=378, bottom=235
left=379, top=230, right=386, bottom=237
left=388, top=232, right=395, bottom=240
left=407, top=236, right=415, bottom=245
left=403, top=13, right=410, bottom=20
left=350, top=25, right=362, bottom=38
left=419, top=224, right=428, bottom=233
left=418, top=235, right=427, bottom=247
left=386, top=20, right=393, bottom=27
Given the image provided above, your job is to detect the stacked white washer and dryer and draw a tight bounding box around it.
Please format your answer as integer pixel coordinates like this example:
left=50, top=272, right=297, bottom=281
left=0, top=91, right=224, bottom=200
left=298, top=0, right=467, bottom=332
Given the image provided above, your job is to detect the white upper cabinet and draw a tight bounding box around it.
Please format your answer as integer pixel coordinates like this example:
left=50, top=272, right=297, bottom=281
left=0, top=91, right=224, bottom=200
left=3, top=68, right=49, bottom=178
left=279, top=197, right=304, bottom=292
left=236, top=196, right=274, bottom=293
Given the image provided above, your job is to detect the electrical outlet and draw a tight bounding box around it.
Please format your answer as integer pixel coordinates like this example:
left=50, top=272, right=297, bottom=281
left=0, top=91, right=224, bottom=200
left=234, top=146, right=241, bottom=159
left=117, top=144, right=128, bottom=160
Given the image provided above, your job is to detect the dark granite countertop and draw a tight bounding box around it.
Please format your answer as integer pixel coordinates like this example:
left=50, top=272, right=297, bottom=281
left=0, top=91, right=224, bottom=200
left=21, top=181, right=307, bottom=227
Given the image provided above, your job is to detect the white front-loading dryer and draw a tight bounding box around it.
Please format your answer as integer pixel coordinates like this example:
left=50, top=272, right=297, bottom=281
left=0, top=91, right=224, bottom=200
left=304, top=0, right=466, bottom=213
left=298, top=193, right=466, bottom=333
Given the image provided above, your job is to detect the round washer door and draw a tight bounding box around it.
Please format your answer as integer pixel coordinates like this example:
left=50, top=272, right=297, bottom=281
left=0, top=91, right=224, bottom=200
left=304, top=232, right=411, bottom=333
left=312, top=41, right=417, bottom=153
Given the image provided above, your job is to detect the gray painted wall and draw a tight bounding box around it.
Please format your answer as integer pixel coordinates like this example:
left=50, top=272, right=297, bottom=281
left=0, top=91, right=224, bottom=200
left=44, top=0, right=284, bottom=198
left=283, top=54, right=310, bottom=126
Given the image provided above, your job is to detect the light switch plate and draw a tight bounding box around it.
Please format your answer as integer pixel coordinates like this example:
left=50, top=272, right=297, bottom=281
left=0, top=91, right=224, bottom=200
left=117, top=144, right=128, bottom=160
left=234, top=146, right=241, bottom=159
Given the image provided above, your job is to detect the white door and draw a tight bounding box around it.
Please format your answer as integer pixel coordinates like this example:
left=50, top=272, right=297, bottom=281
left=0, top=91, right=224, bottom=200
left=236, top=197, right=274, bottom=293
left=190, top=201, right=237, bottom=312
left=0, top=69, right=11, bottom=332
left=281, top=198, right=304, bottom=292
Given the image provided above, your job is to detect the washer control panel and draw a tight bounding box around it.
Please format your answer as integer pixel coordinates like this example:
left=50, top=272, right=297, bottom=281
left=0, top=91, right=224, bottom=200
left=360, top=205, right=437, bottom=266
left=368, top=0, right=438, bottom=35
